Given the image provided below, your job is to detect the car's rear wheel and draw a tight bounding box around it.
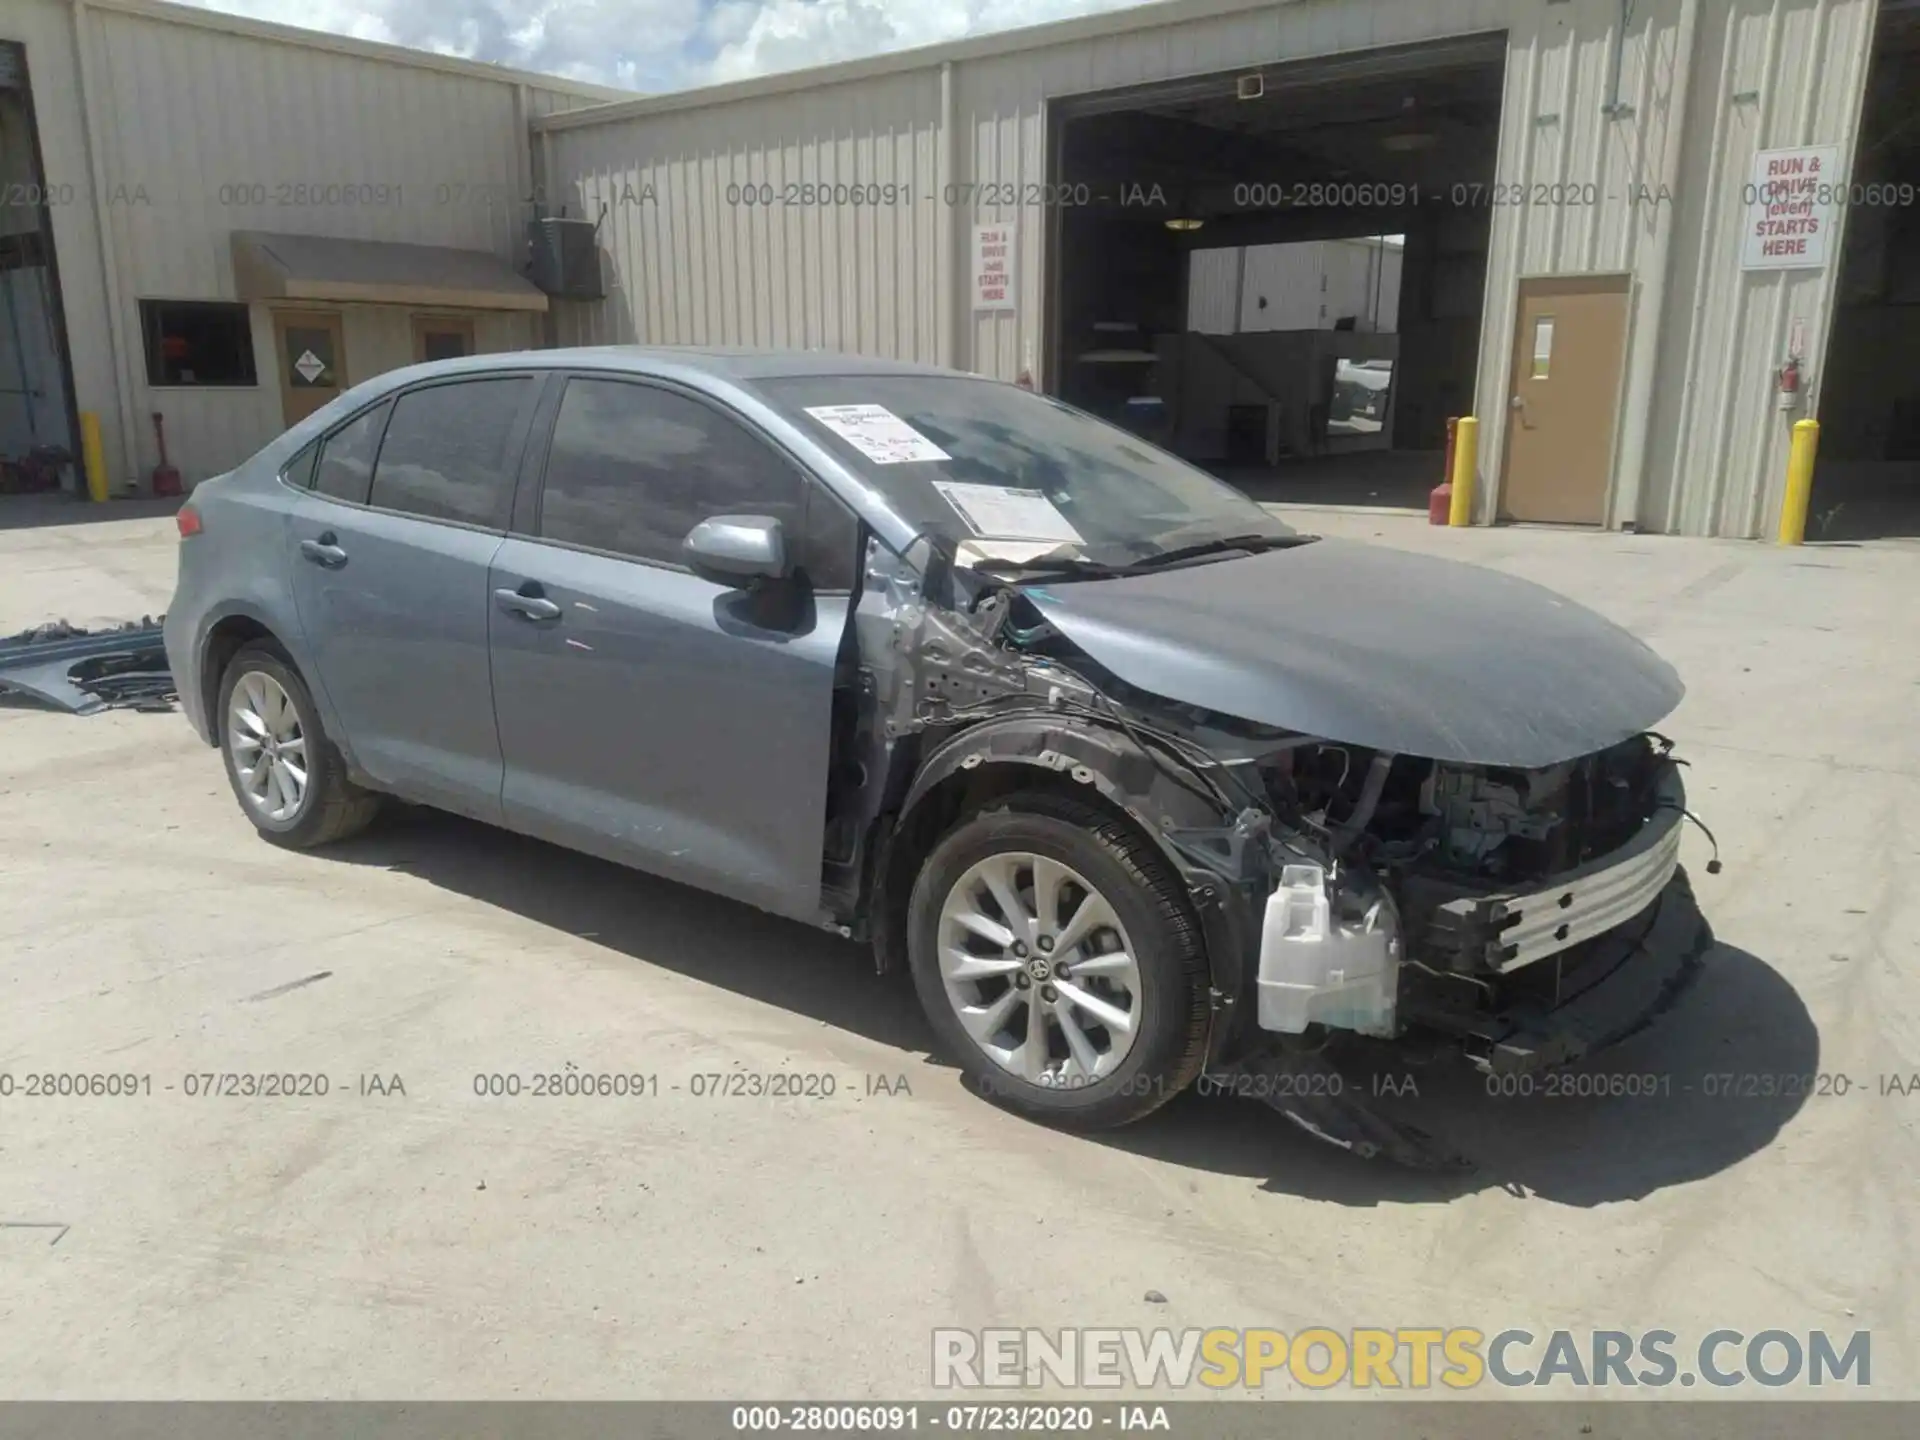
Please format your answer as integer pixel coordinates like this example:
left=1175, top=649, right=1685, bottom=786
left=906, top=793, right=1210, bottom=1129
left=217, top=642, right=379, bottom=848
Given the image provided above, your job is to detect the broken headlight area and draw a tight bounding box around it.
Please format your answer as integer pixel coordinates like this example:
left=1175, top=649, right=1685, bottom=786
left=1230, top=730, right=1704, bottom=1063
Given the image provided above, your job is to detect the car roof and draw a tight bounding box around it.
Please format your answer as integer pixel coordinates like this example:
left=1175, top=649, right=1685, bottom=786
left=388, top=345, right=965, bottom=388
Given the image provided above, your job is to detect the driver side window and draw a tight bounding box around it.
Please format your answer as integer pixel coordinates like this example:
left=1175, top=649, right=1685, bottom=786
left=537, top=378, right=803, bottom=569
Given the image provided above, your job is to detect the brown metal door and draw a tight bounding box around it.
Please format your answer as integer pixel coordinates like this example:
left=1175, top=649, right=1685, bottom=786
left=1498, top=275, right=1630, bottom=525
left=274, top=310, right=346, bottom=428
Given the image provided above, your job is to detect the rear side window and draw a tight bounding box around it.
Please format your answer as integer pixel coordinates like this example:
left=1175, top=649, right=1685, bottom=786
left=369, top=378, right=533, bottom=529
left=280, top=440, right=319, bottom=490
left=538, top=378, right=802, bottom=566
left=312, top=401, right=391, bottom=505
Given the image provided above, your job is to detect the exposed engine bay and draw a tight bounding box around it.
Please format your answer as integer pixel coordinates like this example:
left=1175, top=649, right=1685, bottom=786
left=824, top=538, right=1714, bottom=1164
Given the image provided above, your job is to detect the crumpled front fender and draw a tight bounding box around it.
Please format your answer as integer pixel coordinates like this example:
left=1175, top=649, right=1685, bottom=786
left=897, top=713, right=1272, bottom=1062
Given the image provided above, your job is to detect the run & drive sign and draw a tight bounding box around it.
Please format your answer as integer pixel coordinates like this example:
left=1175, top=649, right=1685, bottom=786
left=1741, top=145, right=1840, bottom=270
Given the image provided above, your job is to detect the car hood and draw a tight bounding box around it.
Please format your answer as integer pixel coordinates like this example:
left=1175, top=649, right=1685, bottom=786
left=1018, top=538, right=1683, bottom=768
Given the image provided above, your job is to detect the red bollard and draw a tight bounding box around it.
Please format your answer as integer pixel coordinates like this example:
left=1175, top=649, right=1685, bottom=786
left=1429, top=416, right=1459, bottom=525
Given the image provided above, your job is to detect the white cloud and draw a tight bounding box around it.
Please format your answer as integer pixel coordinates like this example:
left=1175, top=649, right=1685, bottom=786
left=706, top=1, right=1129, bottom=83
left=172, top=0, right=1156, bottom=91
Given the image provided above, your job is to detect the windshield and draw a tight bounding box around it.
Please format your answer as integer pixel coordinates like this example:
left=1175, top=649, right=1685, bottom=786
left=752, top=373, right=1297, bottom=568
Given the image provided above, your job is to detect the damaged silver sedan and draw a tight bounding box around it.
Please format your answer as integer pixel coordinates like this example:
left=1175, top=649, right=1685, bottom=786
left=165, top=349, right=1714, bottom=1164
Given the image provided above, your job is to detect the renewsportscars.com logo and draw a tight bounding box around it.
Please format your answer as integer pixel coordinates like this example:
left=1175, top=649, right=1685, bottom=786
left=932, top=1328, right=1872, bottom=1392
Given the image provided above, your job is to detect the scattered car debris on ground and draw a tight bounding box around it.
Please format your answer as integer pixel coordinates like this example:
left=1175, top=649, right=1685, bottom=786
left=0, top=618, right=175, bottom=714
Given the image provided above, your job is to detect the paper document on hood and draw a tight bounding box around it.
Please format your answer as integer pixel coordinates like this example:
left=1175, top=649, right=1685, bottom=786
left=933, top=482, right=1083, bottom=543
left=953, top=538, right=1070, bottom=570
left=803, top=404, right=950, bottom=464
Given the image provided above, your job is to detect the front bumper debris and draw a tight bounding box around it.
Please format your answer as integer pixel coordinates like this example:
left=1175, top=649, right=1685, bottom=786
left=1463, top=865, right=1712, bottom=1075
left=0, top=618, right=175, bottom=714
left=1433, top=763, right=1687, bottom=975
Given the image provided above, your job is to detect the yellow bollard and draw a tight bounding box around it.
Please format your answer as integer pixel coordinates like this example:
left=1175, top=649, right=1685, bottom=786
left=1447, top=415, right=1479, bottom=527
left=80, top=411, right=110, bottom=503
left=1777, top=419, right=1820, bottom=545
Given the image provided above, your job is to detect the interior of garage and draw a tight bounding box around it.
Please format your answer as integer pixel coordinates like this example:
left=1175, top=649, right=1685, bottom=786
left=0, top=39, right=79, bottom=505
left=1045, top=35, right=1502, bottom=510
left=1812, top=0, right=1920, bottom=540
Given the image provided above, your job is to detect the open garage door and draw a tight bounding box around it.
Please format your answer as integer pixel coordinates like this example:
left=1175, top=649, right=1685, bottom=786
left=1045, top=34, right=1504, bottom=512
left=1810, top=0, right=1920, bottom=540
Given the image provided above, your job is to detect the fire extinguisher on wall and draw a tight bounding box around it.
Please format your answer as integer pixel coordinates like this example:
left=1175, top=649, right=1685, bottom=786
left=1776, top=355, right=1804, bottom=412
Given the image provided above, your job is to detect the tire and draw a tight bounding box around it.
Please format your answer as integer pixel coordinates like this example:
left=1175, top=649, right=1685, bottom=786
left=906, top=792, right=1211, bottom=1129
left=216, top=641, right=379, bottom=849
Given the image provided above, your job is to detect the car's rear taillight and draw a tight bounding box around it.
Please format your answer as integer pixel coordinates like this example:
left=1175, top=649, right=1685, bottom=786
left=176, top=505, right=203, bottom=538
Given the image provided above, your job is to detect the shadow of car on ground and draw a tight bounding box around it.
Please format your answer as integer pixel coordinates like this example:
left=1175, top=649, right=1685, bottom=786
left=318, top=806, right=1816, bottom=1210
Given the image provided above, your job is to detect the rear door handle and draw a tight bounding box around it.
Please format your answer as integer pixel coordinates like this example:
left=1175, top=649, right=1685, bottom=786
left=494, top=587, right=561, bottom=622
left=299, top=536, right=348, bottom=568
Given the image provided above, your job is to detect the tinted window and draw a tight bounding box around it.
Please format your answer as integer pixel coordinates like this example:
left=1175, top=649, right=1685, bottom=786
left=140, top=300, right=257, bottom=386
left=312, top=401, right=391, bottom=505
left=368, top=378, right=532, bottom=528
left=802, top=486, right=861, bottom=592
left=539, top=379, right=801, bottom=566
left=280, top=440, right=319, bottom=490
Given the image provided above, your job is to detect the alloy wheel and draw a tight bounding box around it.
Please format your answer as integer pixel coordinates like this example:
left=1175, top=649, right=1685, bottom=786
left=227, top=671, right=309, bottom=823
left=935, top=851, right=1143, bottom=1088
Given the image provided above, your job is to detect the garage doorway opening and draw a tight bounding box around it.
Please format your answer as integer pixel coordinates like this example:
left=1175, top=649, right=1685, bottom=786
left=1044, top=34, right=1503, bottom=511
left=1811, top=0, right=1920, bottom=540
left=0, top=40, right=82, bottom=511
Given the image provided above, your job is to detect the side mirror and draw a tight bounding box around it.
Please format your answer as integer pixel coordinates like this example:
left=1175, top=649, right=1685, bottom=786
left=683, top=514, right=790, bottom=587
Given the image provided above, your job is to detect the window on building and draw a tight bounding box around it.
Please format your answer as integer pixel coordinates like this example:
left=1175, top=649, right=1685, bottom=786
left=414, top=316, right=476, bottom=363
left=538, top=379, right=804, bottom=568
left=139, top=301, right=257, bottom=386
left=368, top=378, right=532, bottom=528
left=312, top=400, right=392, bottom=506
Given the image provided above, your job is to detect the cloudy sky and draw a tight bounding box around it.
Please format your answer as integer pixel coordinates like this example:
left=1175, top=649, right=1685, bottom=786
left=177, top=0, right=1159, bottom=93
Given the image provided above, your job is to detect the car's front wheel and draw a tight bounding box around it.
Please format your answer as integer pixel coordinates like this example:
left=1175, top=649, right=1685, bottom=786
left=906, top=793, right=1211, bottom=1129
left=217, top=642, right=379, bottom=848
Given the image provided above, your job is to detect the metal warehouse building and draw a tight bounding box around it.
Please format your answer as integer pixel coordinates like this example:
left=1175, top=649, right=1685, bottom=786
left=5, top=0, right=1918, bottom=541
left=1, top=0, right=621, bottom=494
left=531, top=0, right=1917, bottom=540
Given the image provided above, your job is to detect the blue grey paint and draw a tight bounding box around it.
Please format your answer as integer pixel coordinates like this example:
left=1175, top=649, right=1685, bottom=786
left=165, top=344, right=1686, bottom=935
left=1021, top=538, right=1685, bottom=769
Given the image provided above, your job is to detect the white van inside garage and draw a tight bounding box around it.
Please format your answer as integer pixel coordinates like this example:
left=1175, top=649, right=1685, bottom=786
left=1043, top=36, right=1504, bottom=513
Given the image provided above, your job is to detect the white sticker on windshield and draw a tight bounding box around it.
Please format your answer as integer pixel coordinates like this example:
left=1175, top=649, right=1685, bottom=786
left=933, top=482, right=1083, bottom=543
left=803, top=404, right=950, bottom=465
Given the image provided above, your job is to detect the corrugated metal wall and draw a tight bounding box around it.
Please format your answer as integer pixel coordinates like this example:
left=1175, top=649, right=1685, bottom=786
left=1483, top=0, right=1877, bottom=537
left=1642, top=0, right=1880, bottom=537
left=1185, top=248, right=1240, bottom=333
left=81, top=6, right=553, bottom=480
left=1240, top=242, right=1334, bottom=331
left=537, top=0, right=1880, bottom=537
left=545, top=67, right=944, bottom=361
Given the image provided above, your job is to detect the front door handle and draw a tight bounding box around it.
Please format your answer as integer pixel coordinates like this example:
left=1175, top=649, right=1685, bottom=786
left=299, top=535, right=348, bottom=568
left=495, top=587, right=561, bottom=622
